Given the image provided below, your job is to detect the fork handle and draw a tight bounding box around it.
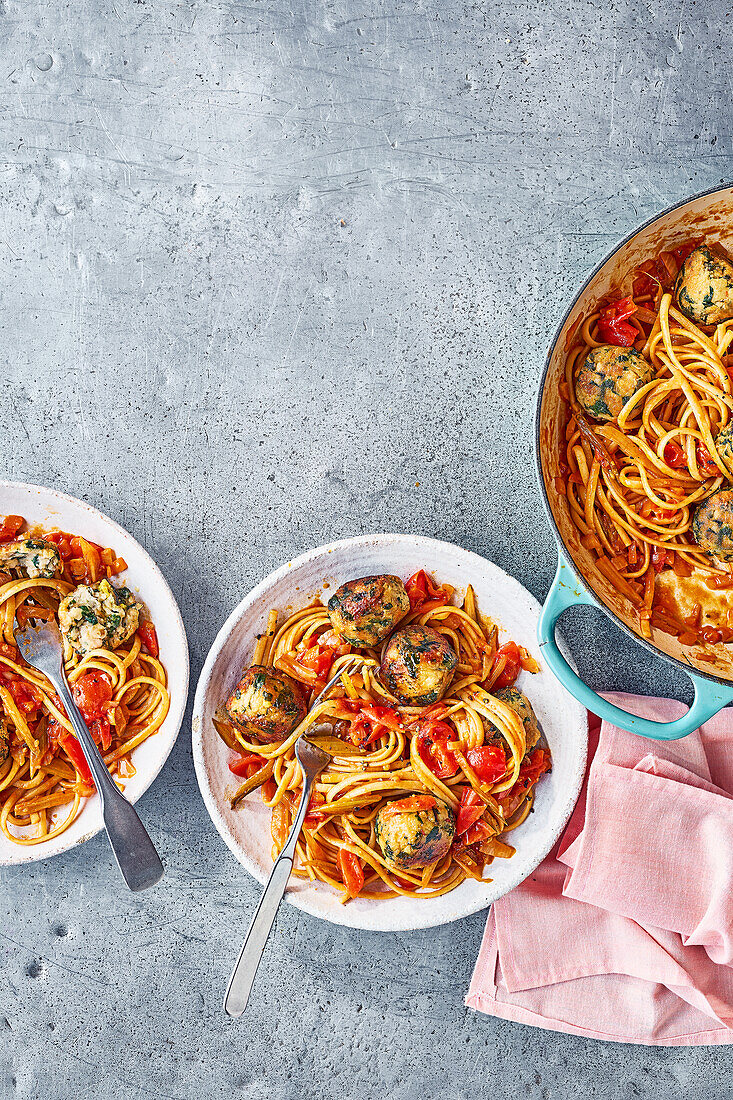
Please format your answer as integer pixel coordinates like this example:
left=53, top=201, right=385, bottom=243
left=54, top=675, right=164, bottom=892
left=224, top=773, right=314, bottom=1017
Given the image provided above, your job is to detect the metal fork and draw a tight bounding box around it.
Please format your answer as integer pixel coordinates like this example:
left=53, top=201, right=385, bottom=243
left=224, top=656, right=368, bottom=1018
left=14, top=618, right=164, bottom=892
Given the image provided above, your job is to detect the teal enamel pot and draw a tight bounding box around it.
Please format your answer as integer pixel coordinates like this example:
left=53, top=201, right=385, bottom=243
left=535, top=183, right=733, bottom=740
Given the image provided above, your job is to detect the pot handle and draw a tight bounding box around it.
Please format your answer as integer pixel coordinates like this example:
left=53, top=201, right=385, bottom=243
left=538, top=556, right=733, bottom=740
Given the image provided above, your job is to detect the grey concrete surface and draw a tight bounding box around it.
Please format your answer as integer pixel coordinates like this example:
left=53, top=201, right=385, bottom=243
left=1, top=0, right=732, bottom=1096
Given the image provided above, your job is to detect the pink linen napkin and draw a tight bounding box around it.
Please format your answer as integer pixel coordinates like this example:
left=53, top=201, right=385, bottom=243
left=466, top=693, right=733, bottom=1045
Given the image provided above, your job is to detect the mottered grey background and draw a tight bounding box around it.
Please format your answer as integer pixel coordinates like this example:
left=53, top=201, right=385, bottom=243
left=1, top=0, right=732, bottom=1096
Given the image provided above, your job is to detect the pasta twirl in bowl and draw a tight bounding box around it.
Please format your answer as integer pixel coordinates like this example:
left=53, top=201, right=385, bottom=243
left=537, top=184, right=733, bottom=740
left=0, top=481, right=189, bottom=865
left=193, top=535, right=587, bottom=932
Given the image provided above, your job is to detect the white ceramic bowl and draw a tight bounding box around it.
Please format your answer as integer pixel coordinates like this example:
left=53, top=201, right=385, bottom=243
left=0, top=480, right=189, bottom=865
left=193, top=534, right=588, bottom=931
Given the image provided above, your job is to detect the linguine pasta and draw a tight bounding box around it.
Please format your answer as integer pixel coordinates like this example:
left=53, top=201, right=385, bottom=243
left=0, top=515, right=169, bottom=845
left=216, top=574, right=551, bottom=903
left=560, top=240, right=733, bottom=646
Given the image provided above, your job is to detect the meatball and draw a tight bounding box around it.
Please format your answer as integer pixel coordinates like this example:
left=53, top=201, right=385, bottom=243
left=692, top=489, right=733, bottom=562
left=375, top=794, right=455, bottom=871
left=0, top=539, right=60, bottom=579
left=0, top=716, right=9, bottom=765
left=715, top=424, right=733, bottom=478
left=380, top=625, right=457, bottom=706
left=576, top=345, right=653, bottom=422
left=226, top=665, right=307, bottom=744
left=484, top=688, right=540, bottom=752
left=59, top=579, right=142, bottom=658
left=328, top=574, right=409, bottom=647
left=675, top=244, right=733, bottom=326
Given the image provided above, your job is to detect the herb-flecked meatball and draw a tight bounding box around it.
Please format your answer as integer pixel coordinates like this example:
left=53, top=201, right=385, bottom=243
left=675, top=245, right=733, bottom=325
left=328, top=574, right=410, bottom=647
left=692, top=489, right=733, bottom=562
left=483, top=687, right=540, bottom=752
left=576, top=345, right=653, bottom=422
left=226, top=665, right=307, bottom=744
left=375, top=794, right=455, bottom=871
left=714, top=424, right=733, bottom=478
left=0, top=539, right=60, bottom=579
left=380, top=625, right=457, bottom=706
left=58, top=579, right=141, bottom=659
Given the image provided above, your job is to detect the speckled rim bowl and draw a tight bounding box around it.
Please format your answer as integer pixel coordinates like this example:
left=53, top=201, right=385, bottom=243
left=0, top=480, right=189, bottom=866
left=192, top=534, right=588, bottom=932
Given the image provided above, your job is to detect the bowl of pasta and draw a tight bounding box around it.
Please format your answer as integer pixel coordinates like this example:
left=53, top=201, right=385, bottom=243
left=192, top=534, right=587, bottom=931
left=536, top=183, right=733, bottom=740
left=0, top=481, right=189, bottom=864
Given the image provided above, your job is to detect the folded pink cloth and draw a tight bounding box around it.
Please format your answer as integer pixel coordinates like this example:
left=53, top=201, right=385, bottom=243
left=466, top=693, right=733, bottom=1045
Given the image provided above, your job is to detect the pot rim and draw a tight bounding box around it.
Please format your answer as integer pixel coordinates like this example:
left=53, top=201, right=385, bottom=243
left=534, top=180, right=733, bottom=689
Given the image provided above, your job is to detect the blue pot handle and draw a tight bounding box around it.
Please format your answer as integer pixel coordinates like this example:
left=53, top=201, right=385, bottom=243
left=538, top=556, right=733, bottom=740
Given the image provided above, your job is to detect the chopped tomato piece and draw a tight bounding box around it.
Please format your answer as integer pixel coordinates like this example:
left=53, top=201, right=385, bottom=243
left=696, top=442, right=719, bottom=477
left=5, top=678, right=42, bottom=714
left=518, top=746, right=552, bottom=786
left=0, top=516, right=23, bottom=543
left=333, top=699, right=402, bottom=748
left=465, top=744, right=506, bottom=785
left=229, top=752, right=266, bottom=778
left=462, top=819, right=494, bottom=845
left=337, top=849, right=365, bottom=899
left=72, top=671, right=114, bottom=723
left=456, top=786, right=485, bottom=835
left=69, top=536, right=102, bottom=583
left=499, top=747, right=552, bottom=818
left=490, top=642, right=522, bottom=689
left=295, top=643, right=333, bottom=677
left=414, top=719, right=459, bottom=779
left=292, top=630, right=350, bottom=690
left=58, top=731, right=94, bottom=785
left=405, top=569, right=450, bottom=613
left=46, top=530, right=74, bottom=561
left=381, top=794, right=436, bottom=819
left=90, top=717, right=112, bottom=751
left=663, top=441, right=686, bottom=468
left=597, top=296, right=637, bottom=347
left=137, top=621, right=159, bottom=658
left=304, top=790, right=328, bottom=826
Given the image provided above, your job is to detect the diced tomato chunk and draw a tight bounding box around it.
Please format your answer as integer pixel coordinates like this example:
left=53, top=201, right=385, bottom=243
left=465, top=744, right=506, bottom=785
left=138, top=621, right=159, bottom=658
left=405, top=570, right=450, bottom=613
left=597, top=296, right=637, bottom=347
left=491, top=642, right=522, bottom=689
left=229, top=752, right=266, bottom=778
left=337, top=849, right=365, bottom=898
left=58, top=731, right=94, bottom=785
left=414, top=719, right=459, bottom=779
left=455, top=786, right=485, bottom=835
left=0, top=516, right=23, bottom=543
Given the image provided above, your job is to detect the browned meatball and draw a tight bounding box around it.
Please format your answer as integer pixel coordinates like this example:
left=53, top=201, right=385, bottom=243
left=380, top=625, right=457, bottom=706
left=675, top=244, right=733, bottom=325
left=692, top=489, right=733, bottom=562
left=375, top=795, right=455, bottom=870
left=576, top=345, right=653, bottom=421
left=328, top=574, right=409, bottom=647
left=225, top=666, right=308, bottom=743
